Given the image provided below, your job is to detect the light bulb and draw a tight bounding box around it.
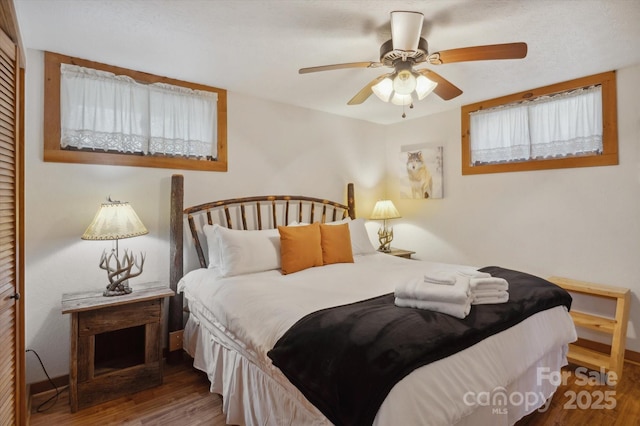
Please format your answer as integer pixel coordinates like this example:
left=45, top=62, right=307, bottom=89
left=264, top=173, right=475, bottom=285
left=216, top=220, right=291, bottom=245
left=393, top=70, right=417, bottom=95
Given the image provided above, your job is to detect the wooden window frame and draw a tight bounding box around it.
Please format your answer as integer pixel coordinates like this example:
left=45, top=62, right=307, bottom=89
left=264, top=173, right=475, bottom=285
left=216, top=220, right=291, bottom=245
left=44, top=51, right=227, bottom=171
left=461, top=71, right=618, bottom=175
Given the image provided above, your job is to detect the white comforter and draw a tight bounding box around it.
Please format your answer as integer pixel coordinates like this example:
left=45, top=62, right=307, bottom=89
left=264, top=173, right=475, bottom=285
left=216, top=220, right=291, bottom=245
left=179, top=253, right=577, bottom=425
left=181, top=254, right=433, bottom=362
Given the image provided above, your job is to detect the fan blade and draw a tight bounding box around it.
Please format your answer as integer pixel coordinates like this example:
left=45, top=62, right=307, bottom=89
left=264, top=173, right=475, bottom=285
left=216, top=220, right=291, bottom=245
left=390, top=11, right=424, bottom=52
left=427, top=42, right=527, bottom=65
left=347, top=74, right=391, bottom=105
left=299, top=62, right=382, bottom=74
left=416, top=69, right=463, bottom=100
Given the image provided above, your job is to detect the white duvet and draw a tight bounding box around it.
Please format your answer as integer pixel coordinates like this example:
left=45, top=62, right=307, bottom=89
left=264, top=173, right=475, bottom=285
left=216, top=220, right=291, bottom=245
left=179, top=253, right=577, bottom=425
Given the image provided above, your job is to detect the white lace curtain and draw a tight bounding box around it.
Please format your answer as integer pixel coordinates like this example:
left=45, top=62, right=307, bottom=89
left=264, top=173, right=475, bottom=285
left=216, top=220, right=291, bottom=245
left=470, top=85, right=602, bottom=164
left=60, top=64, right=218, bottom=159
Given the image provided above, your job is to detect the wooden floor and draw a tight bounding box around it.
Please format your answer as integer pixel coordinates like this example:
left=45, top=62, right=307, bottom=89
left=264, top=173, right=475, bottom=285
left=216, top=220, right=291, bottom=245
left=29, top=355, right=225, bottom=426
left=30, top=356, right=640, bottom=425
left=515, top=361, right=640, bottom=426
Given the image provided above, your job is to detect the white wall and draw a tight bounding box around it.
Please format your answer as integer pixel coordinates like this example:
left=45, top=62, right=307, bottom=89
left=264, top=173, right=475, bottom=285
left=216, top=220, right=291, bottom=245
left=24, top=44, right=640, bottom=383
left=385, top=64, right=640, bottom=352
left=24, top=49, right=387, bottom=383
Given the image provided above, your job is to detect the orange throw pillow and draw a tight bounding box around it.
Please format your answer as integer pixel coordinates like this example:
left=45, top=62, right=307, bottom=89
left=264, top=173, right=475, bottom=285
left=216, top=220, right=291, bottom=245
left=278, top=222, right=323, bottom=274
left=320, top=223, right=354, bottom=265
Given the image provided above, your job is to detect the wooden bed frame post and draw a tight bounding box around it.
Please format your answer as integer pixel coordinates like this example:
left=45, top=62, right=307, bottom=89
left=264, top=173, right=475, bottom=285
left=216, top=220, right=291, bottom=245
left=347, top=183, right=355, bottom=219
left=168, top=174, right=184, bottom=364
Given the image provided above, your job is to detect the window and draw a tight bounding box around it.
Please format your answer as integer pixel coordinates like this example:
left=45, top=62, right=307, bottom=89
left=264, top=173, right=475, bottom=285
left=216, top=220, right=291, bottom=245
left=461, top=71, right=617, bottom=175
left=44, top=51, right=227, bottom=171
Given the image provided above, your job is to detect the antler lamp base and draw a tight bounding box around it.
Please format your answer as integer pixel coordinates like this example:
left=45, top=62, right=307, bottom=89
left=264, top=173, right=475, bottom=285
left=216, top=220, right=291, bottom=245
left=103, top=281, right=132, bottom=297
left=378, top=226, right=394, bottom=252
left=99, top=249, right=145, bottom=297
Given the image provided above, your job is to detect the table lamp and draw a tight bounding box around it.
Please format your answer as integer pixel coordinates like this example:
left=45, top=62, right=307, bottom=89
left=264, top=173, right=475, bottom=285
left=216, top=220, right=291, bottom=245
left=370, top=200, right=401, bottom=252
left=82, top=198, right=148, bottom=296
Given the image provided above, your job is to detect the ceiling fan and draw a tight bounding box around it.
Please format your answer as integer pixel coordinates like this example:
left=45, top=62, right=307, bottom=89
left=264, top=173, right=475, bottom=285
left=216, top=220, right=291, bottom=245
left=299, top=11, right=527, bottom=113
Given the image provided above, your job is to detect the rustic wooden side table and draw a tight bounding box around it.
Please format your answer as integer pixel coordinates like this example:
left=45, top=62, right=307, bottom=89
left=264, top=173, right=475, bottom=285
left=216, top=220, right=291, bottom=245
left=383, top=247, right=416, bottom=259
left=61, top=282, right=174, bottom=412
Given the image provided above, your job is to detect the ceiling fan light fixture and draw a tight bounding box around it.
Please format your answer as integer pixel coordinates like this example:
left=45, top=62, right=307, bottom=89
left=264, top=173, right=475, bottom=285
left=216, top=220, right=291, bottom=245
left=415, top=75, right=438, bottom=100
left=372, top=77, right=394, bottom=102
left=299, top=11, right=526, bottom=109
left=391, top=93, right=412, bottom=106
left=392, top=69, right=417, bottom=95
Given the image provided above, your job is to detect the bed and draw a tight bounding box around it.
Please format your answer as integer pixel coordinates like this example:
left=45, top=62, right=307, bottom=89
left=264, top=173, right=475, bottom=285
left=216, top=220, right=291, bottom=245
left=168, top=175, right=577, bottom=426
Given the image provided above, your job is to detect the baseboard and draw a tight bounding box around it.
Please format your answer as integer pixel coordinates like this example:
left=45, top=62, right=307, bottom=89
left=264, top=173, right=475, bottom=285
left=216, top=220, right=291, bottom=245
left=26, top=383, right=31, bottom=423
left=29, top=374, right=69, bottom=396
left=574, top=337, right=640, bottom=364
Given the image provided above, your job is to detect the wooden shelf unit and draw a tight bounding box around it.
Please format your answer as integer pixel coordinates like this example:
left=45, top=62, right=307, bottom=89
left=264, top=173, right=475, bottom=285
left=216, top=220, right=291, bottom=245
left=548, top=276, right=630, bottom=383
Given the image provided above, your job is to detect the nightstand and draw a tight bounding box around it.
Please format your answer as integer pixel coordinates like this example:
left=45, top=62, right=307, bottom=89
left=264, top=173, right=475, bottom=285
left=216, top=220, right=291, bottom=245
left=382, top=248, right=415, bottom=259
left=61, top=282, right=174, bottom=412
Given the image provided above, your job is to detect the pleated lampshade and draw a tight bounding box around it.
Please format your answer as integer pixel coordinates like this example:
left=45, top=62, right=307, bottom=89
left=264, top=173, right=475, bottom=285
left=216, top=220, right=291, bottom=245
left=82, top=200, right=148, bottom=240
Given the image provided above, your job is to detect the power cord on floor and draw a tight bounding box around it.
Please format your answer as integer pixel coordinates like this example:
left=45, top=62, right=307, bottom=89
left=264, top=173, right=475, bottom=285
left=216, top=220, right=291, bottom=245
left=26, top=348, right=65, bottom=412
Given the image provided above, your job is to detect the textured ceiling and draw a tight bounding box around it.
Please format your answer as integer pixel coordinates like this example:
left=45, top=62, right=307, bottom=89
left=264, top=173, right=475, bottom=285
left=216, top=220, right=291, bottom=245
left=14, top=0, right=640, bottom=125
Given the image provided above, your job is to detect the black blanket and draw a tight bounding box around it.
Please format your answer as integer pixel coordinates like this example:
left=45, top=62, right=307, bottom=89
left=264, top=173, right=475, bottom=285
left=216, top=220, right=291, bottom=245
left=267, top=266, right=572, bottom=426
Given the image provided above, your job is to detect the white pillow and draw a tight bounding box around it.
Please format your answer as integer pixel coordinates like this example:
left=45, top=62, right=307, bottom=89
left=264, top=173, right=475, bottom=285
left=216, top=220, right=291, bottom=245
left=347, top=218, right=378, bottom=255
left=202, top=224, right=281, bottom=277
left=203, top=224, right=221, bottom=269
left=325, top=217, right=377, bottom=255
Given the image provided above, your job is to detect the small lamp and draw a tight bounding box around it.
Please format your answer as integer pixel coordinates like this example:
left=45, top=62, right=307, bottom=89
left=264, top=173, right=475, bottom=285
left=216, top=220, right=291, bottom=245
left=370, top=200, right=401, bottom=252
left=82, top=198, right=148, bottom=296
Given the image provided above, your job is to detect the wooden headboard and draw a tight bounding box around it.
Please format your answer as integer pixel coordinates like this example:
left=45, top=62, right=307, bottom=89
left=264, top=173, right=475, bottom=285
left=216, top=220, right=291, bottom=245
left=167, top=174, right=356, bottom=361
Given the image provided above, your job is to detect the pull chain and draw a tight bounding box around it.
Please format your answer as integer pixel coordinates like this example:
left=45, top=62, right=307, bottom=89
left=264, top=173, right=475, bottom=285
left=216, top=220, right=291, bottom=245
left=401, top=102, right=414, bottom=119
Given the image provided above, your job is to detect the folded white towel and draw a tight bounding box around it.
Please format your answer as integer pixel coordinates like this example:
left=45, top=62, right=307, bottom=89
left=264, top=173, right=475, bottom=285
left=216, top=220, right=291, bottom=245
left=471, top=290, right=509, bottom=305
left=470, top=277, right=509, bottom=292
left=395, top=275, right=470, bottom=304
left=472, top=288, right=507, bottom=297
left=455, top=267, right=491, bottom=279
left=423, top=270, right=457, bottom=286
left=395, top=297, right=471, bottom=319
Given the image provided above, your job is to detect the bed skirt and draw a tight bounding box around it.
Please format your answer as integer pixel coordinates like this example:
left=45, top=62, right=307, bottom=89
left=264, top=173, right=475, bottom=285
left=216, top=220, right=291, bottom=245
left=184, top=314, right=328, bottom=425
left=183, top=306, right=574, bottom=426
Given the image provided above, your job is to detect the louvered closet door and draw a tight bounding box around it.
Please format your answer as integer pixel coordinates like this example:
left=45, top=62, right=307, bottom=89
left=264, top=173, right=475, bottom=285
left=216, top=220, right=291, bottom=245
left=0, top=24, right=20, bottom=426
